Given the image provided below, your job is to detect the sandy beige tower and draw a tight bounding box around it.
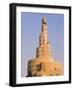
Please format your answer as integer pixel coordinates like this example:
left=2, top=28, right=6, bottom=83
left=27, top=16, right=63, bottom=77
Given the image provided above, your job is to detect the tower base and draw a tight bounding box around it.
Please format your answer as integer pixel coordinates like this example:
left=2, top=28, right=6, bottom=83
left=27, top=57, right=63, bottom=77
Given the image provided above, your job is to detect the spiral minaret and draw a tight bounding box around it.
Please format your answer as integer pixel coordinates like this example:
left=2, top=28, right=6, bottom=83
left=27, top=16, right=63, bottom=77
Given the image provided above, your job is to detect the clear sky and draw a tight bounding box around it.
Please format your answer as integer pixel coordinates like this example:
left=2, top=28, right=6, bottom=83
left=21, top=12, right=64, bottom=77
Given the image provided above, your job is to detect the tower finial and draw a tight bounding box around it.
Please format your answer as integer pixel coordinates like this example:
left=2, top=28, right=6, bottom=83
left=42, top=16, right=46, bottom=24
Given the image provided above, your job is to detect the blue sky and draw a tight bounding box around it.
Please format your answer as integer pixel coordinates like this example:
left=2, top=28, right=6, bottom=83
left=21, top=12, right=64, bottom=77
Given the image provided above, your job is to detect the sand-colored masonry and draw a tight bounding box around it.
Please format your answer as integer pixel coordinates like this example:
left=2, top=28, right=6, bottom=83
left=27, top=16, right=63, bottom=77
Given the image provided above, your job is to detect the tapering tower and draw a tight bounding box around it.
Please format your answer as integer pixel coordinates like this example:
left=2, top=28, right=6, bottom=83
left=36, top=16, right=51, bottom=58
left=40, top=16, right=48, bottom=45
left=27, top=16, right=63, bottom=77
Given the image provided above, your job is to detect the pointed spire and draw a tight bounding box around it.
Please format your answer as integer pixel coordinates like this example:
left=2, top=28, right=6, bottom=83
left=39, top=16, right=48, bottom=46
